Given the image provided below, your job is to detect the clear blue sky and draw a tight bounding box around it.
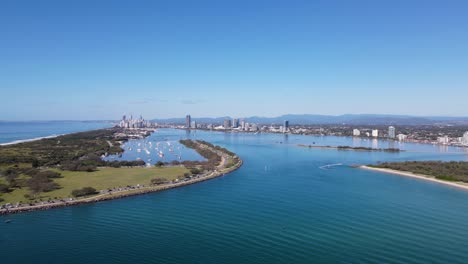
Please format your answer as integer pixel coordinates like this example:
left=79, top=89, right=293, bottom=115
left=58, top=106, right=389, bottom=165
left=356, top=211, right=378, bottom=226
left=1, top=0, right=467, bottom=120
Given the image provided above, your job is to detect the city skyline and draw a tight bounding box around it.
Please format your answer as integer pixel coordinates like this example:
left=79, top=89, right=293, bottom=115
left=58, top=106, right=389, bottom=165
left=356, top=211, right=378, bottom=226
left=1, top=0, right=468, bottom=120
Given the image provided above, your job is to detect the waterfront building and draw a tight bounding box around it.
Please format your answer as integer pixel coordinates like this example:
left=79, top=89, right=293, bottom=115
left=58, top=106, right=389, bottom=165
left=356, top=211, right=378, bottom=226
left=388, top=126, right=396, bottom=139
left=283, top=120, right=289, bottom=133
left=372, top=129, right=379, bottom=137
left=353, top=129, right=361, bottom=136
left=232, top=118, right=239, bottom=128
left=240, top=119, right=245, bottom=130
left=397, top=134, right=407, bottom=141
left=224, top=119, right=231, bottom=129
left=437, top=136, right=450, bottom=145
left=185, top=115, right=191, bottom=128
left=190, top=121, right=197, bottom=129
left=462, top=132, right=468, bottom=145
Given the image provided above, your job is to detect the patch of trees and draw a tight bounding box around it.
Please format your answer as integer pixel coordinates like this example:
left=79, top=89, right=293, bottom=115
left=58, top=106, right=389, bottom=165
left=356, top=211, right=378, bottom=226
left=151, top=177, right=169, bottom=185
left=26, top=173, right=61, bottom=195
left=0, top=183, right=10, bottom=193
left=372, top=161, right=468, bottom=182
left=179, top=139, right=240, bottom=173
left=337, top=146, right=400, bottom=152
left=61, top=153, right=146, bottom=171
left=0, top=167, right=63, bottom=195
left=71, top=187, right=98, bottom=197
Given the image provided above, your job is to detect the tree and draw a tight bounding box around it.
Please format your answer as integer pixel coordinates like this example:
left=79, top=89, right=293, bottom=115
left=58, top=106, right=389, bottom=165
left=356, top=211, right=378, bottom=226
left=151, top=178, right=167, bottom=185
left=0, top=183, right=10, bottom=193
left=71, top=187, right=98, bottom=197
left=32, top=159, right=40, bottom=168
left=155, top=161, right=165, bottom=167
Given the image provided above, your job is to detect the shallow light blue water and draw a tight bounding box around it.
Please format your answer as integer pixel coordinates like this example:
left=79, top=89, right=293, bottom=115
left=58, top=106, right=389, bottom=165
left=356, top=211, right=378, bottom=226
left=2, top=128, right=468, bottom=263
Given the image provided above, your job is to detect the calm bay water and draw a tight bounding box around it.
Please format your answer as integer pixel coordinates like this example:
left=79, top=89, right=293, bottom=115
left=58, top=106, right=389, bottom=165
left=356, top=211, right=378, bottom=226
left=2, top=126, right=468, bottom=263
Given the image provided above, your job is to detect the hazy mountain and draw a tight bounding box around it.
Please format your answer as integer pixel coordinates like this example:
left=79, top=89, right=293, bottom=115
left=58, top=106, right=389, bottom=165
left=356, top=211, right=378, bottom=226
left=152, top=114, right=468, bottom=126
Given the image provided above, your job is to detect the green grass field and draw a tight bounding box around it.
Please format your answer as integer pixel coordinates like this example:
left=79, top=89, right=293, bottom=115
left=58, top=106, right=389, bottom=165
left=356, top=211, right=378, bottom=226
left=0, top=166, right=188, bottom=204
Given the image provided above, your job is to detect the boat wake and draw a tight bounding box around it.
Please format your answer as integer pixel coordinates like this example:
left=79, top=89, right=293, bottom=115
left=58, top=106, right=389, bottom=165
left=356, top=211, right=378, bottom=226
left=319, top=163, right=343, bottom=170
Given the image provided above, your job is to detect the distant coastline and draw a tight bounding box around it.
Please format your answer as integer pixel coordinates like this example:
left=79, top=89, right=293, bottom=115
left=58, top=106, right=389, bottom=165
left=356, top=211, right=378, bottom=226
left=360, top=166, right=468, bottom=191
left=0, top=134, right=64, bottom=146
left=298, top=144, right=401, bottom=152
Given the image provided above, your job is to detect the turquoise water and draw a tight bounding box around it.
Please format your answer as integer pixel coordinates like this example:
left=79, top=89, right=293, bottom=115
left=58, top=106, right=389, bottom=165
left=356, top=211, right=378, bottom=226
left=2, top=129, right=468, bottom=263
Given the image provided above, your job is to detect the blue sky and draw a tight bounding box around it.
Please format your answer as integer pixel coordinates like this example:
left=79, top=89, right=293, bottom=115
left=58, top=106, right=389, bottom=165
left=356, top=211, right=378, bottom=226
left=1, top=0, right=467, bottom=120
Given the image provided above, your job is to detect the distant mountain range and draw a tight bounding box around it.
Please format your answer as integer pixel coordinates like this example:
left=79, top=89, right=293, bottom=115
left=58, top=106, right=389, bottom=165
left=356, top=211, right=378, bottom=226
left=152, top=114, right=468, bottom=126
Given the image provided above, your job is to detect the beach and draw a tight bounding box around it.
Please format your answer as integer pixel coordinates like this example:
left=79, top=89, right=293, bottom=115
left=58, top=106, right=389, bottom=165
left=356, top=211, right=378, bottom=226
left=360, top=166, right=468, bottom=191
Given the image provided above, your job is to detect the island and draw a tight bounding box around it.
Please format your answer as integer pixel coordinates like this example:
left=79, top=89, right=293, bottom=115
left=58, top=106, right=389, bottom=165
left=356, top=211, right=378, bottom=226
left=361, top=161, right=468, bottom=190
left=298, top=144, right=401, bottom=152
left=0, top=128, right=242, bottom=215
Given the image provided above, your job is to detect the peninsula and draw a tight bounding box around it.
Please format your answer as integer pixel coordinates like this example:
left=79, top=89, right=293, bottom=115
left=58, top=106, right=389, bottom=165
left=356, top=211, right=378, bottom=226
left=0, top=129, right=242, bottom=215
left=360, top=161, right=468, bottom=191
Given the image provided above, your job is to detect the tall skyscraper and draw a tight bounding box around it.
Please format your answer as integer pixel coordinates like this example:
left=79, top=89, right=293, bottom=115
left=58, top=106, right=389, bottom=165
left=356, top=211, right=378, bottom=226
left=224, top=119, right=231, bottom=129
left=372, top=129, right=379, bottom=137
left=283, top=120, right=289, bottom=133
left=388, top=126, right=396, bottom=139
left=232, top=118, right=239, bottom=128
left=185, top=115, right=191, bottom=128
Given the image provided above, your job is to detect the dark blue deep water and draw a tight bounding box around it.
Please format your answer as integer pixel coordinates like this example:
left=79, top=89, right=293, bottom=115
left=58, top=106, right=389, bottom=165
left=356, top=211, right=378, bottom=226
left=2, top=127, right=468, bottom=263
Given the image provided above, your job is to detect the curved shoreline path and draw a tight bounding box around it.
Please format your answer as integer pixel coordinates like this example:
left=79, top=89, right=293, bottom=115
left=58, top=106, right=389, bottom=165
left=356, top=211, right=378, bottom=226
left=360, top=166, right=468, bottom=191
left=0, top=141, right=243, bottom=216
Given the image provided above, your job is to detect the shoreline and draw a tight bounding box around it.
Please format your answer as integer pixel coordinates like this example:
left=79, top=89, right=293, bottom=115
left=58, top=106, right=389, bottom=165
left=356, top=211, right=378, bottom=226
left=0, top=159, right=243, bottom=216
left=360, top=166, right=468, bottom=191
left=0, top=134, right=65, bottom=146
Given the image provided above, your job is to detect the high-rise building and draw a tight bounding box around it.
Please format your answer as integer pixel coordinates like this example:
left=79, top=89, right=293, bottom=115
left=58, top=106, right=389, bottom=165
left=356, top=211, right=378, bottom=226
left=283, top=120, right=289, bottom=133
left=190, top=121, right=197, bottom=129
left=232, top=118, right=239, bottom=128
left=388, top=126, right=396, bottom=139
left=240, top=119, right=245, bottom=130
left=185, top=115, right=191, bottom=128
left=353, top=129, right=361, bottom=136
left=462, top=132, right=468, bottom=145
left=224, top=119, right=231, bottom=129
left=372, top=129, right=379, bottom=137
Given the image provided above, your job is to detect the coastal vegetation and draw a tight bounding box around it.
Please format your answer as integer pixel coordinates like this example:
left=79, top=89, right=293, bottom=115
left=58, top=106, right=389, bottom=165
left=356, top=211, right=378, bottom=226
left=0, top=128, right=124, bottom=167
left=298, top=144, right=401, bottom=152
left=370, top=161, right=468, bottom=182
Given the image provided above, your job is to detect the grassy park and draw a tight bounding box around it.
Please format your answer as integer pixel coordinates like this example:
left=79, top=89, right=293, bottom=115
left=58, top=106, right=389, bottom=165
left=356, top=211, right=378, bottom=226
left=0, top=166, right=189, bottom=204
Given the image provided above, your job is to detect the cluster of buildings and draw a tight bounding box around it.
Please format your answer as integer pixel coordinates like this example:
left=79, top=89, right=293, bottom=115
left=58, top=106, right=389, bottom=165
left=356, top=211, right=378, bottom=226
left=184, top=115, right=290, bottom=133
left=118, top=114, right=154, bottom=129
left=352, top=125, right=468, bottom=146
left=180, top=114, right=468, bottom=148
left=437, top=131, right=468, bottom=146
left=352, top=126, right=399, bottom=139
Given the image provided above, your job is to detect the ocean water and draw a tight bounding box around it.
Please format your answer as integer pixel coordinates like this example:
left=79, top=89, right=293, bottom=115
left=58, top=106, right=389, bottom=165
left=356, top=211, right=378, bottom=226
left=2, top=127, right=468, bottom=263
left=0, top=121, right=113, bottom=144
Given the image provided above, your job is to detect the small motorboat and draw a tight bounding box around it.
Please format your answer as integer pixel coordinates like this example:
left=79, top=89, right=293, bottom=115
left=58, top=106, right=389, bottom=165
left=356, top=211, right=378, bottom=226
left=5, top=220, right=12, bottom=224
